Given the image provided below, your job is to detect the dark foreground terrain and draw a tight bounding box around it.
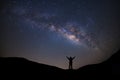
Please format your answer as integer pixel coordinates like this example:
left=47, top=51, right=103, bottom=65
left=0, top=50, right=120, bottom=79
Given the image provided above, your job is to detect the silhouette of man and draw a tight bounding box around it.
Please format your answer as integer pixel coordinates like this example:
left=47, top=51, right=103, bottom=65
left=66, top=56, right=75, bottom=69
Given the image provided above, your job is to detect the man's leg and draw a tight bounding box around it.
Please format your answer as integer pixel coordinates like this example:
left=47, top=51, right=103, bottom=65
left=70, top=63, right=72, bottom=69
left=71, top=63, right=73, bottom=69
left=69, top=64, right=70, bottom=69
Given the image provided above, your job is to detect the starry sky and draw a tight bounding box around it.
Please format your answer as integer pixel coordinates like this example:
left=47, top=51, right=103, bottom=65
left=0, top=0, right=120, bottom=69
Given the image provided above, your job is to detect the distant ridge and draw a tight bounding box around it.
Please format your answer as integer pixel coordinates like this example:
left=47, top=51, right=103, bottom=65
left=0, top=49, right=120, bottom=79
left=0, top=57, right=63, bottom=71
left=77, top=49, right=120, bottom=76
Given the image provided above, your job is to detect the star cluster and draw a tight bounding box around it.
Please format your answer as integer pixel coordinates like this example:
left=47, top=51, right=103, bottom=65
left=4, top=1, right=98, bottom=49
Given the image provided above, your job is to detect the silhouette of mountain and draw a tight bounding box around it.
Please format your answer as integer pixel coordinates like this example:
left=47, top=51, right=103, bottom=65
left=0, top=50, right=120, bottom=79
left=0, top=57, right=66, bottom=79
left=1, top=58, right=64, bottom=72
left=77, top=49, right=120, bottom=78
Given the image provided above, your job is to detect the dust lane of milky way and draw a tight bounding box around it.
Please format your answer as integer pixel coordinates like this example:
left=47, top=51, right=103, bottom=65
left=10, top=7, right=99, bottom=49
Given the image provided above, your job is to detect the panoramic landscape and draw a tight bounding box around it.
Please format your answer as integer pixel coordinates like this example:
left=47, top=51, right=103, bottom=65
left=0, top=0, right=120, bottom=79
left=0, top=50, right=120, bottom=79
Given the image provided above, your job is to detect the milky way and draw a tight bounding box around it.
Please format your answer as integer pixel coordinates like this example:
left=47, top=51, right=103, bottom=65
left=0, top=0, right=120, bottom=69
left=6, top=2, right=99, bottom=49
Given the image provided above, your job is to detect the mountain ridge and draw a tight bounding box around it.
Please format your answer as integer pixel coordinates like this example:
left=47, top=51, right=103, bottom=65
left=0, top=49, right=120, bottom=79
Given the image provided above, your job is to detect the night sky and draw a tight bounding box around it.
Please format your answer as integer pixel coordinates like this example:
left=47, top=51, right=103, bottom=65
left=0, top=0, right=120, bottom=69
